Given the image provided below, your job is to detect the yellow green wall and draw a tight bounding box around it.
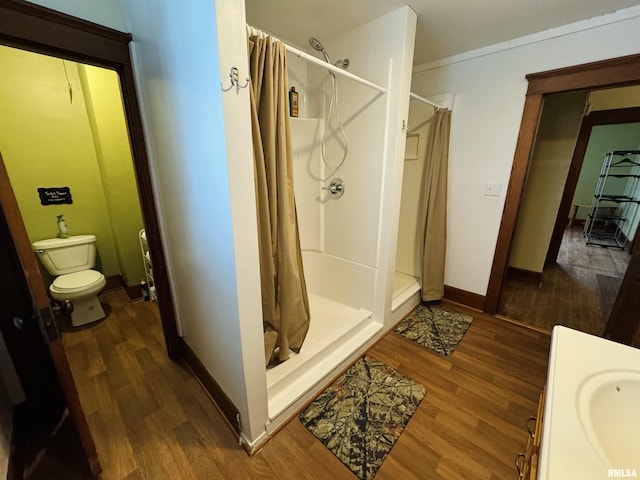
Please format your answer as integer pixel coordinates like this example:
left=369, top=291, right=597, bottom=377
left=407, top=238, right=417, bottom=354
left=589, top=85, right=640, bottom=111
left=509, top=92, right=588, bottom=273
left=0, top=46, right=144, bottom=287
left=79, top=65, right=145, bottom=286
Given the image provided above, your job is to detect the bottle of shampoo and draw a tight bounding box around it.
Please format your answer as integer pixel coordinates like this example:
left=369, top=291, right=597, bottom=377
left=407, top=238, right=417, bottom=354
left=289, top=86, right=299, bottom=117
left=56, top=214, right=69, bottom=238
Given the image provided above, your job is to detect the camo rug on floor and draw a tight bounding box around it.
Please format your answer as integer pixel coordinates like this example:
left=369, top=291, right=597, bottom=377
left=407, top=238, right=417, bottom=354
left=299, top=355, right=425, bottom=480
left=393, top=304, right=472, bottom=356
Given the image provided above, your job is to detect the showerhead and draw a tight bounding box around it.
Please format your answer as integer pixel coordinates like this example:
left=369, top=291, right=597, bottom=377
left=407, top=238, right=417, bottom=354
left=308, top=37, right=331, bottom=64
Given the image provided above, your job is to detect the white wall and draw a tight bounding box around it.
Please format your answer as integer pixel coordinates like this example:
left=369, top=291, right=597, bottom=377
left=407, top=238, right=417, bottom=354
left=411, top=6, right=640, bottom=296
left=212, top=0, right=266, bottom=445
left=119, top=0, right=266, bottom=446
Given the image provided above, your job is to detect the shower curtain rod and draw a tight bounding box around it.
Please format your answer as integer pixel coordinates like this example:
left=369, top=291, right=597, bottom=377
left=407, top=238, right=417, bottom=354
left=247, top=25, right=387, bottom=93
left=409, top=92, right=444, bottom=110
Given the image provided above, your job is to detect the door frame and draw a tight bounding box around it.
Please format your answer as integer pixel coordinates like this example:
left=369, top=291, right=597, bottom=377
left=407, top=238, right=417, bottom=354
left=0, top=1, right=182, bottom=359
left=485, top=53, right=640, bottom=314
left=545, top=106, right=640, bottom=265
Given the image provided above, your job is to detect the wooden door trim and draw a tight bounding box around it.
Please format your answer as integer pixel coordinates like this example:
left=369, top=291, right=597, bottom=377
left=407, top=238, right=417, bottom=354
left=0, top=0, right=182, bottom=359
left=485, top=53, right=640, bottom=314
left=484, top=93, right=544, bottom=313
left=545, top=107, right=640, bottom=265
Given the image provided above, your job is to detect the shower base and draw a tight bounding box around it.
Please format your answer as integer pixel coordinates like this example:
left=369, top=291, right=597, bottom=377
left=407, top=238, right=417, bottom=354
left=266, top=293, right=379, bottom=425
left=391, top=271, right=421, bottom=323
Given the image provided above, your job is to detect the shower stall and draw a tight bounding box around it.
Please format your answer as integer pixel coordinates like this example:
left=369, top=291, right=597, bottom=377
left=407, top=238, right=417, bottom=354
left=394, top=93, right=453, bottom=311
left=265, top=35, right=389, bottom=420
left=392, top=100, right=436, bottom=313
left=243, top=6, right=418, bottom=444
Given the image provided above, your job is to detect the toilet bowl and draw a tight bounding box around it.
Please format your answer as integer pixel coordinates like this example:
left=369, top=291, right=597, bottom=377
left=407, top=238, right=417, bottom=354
left=50, top=269, right=107, bottom=326
left=32, top=235, right=107, bottom=327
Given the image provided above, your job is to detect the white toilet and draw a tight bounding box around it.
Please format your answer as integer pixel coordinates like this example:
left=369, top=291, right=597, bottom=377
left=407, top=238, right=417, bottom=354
left=32, top=234, right=107, bottom=327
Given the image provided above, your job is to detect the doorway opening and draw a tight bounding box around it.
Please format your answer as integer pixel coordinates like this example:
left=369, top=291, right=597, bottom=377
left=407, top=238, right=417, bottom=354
left=486, top=53, right=640, bottom=343
left=0, top=3, right=180, bottom=360
left=1, top=45, right=148, bottom=311
left=496, top=90, right=640, bottom=335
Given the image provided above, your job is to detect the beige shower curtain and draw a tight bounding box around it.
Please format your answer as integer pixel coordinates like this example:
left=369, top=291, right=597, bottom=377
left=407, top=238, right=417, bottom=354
left=248, top=34, right=310, bottom=364
left=420, top=108, right=452, bottom=302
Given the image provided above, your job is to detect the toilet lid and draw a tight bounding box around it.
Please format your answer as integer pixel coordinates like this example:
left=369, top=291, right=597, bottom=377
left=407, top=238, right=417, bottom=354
left=52, top=270, right=104, bottom=291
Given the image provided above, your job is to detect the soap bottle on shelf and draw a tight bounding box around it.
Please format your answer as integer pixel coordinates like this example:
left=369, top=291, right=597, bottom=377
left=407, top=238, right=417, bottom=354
left=289, top=86, right=299, bottom=117
left=56, top=214, right=69, bottom=238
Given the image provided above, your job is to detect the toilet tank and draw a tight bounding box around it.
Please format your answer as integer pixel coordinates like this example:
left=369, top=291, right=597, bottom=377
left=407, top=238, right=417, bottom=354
left=32, top=234, right=97, bottom=275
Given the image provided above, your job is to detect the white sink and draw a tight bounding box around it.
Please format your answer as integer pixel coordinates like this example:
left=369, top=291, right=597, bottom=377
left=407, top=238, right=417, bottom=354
left=539, top=327, right=640, bottom=479
left=577, top=370, right=640, bottom=468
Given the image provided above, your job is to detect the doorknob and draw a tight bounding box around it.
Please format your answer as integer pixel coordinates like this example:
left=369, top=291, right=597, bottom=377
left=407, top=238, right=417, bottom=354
left=12, top=316, right=25, bottom=330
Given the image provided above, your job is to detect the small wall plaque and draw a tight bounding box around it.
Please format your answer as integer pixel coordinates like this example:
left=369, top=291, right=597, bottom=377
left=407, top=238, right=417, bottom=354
left=38, top=187, right=73, bottom=205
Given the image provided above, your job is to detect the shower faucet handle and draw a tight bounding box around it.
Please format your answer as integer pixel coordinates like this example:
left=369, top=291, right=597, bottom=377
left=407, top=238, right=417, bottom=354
left=322, top=178, right=345, bottom=199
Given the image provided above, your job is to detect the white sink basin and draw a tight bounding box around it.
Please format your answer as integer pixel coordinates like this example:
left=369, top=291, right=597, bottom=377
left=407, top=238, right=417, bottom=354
left=577, top=370, right=640, bottom=467
left=539, top=327, right=640, bottom=479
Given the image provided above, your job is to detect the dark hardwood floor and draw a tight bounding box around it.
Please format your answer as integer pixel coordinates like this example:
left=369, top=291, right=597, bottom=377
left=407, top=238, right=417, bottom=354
left=498, top=227, right=629, bottom=335
left=52, top=289, right=550, bottom=479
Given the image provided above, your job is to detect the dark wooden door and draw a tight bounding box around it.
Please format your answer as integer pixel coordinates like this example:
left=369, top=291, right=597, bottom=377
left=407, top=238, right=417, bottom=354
left=0, top=211, right=65, bottom=417
left=605, top=238, right=640, bottom=345
left=0, top=154, right=100, bottom=476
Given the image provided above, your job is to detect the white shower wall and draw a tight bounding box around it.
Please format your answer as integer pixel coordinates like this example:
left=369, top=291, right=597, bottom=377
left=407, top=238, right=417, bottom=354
left=287, top=12, right=408, bottom=312
left=290, top=117, right=378, bottom=311
left=289, top=67, right=385, bottom=312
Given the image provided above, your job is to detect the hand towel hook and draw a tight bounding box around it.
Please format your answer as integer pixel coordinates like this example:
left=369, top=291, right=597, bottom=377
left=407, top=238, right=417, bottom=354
left=221, top=67, right=249, bottom=92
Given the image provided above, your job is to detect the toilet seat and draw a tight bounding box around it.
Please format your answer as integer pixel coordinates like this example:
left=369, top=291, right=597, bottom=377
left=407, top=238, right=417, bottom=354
left=51, top=270, right=105, bottom=295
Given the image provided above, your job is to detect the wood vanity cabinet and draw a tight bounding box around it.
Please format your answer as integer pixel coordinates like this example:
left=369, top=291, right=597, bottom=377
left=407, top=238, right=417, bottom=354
left=516, top=389, right=545, bottom=479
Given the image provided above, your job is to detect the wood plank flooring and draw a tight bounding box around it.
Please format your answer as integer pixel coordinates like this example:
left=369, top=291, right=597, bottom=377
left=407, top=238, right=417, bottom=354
left=58, top=289, right=550, bottom=479
left=498, top=227, right=629, bottom=335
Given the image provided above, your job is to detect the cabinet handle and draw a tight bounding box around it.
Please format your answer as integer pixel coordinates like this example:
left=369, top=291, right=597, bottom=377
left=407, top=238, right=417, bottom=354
left=515, top=452, right=526, bottom=478
left=526, top=416, right=537, bottom=438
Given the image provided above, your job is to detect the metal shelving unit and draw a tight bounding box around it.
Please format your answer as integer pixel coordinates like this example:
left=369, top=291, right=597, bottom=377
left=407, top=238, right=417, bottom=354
left=583, top=150, right=640, bottom=249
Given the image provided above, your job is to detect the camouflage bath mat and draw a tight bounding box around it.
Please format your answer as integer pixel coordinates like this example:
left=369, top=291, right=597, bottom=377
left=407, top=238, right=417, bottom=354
left=299, top=355, right=424, bottom=480
left=394, top=304, right=472, bottom=355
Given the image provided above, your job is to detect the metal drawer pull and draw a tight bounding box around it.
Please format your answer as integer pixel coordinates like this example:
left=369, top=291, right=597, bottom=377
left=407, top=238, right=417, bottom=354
left=526, top=416, right=537, bottom=438
left=515, top=452, right=526, bottom=478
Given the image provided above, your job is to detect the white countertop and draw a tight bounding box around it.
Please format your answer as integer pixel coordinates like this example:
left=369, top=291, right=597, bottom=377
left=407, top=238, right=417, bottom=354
left=539, top=326, right=640, bottom=479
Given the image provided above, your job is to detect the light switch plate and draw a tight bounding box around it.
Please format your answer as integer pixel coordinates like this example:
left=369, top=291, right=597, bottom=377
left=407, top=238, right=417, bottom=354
left=485, top=182, right=502, bottom=196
